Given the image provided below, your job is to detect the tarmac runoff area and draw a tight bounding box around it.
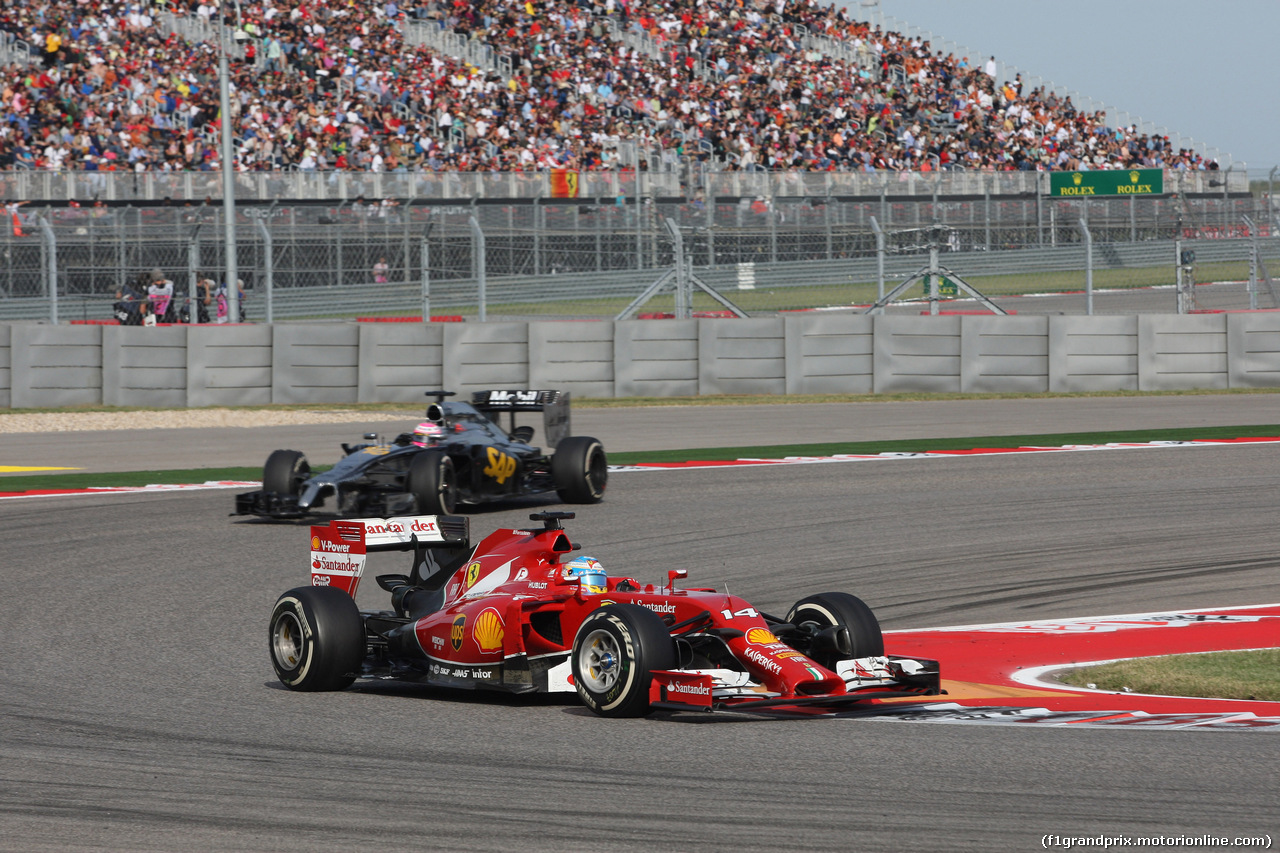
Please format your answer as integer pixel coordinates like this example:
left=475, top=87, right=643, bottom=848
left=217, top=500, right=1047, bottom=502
left=3, top=391, right=1280, bottom=475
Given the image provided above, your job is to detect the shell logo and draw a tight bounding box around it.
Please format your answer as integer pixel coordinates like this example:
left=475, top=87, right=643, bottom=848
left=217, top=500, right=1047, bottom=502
left=746, top=628, right=778, bottom=645
left=465, top=561, right=482, bottom=589
left=451, top=614, right=466, bottom=650
left=311, top=536, right=321, bottom=550
left=474, top=608, right=504, bottom=653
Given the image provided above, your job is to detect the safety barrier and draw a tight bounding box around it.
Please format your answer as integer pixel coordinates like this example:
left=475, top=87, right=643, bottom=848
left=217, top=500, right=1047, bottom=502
left=4, top=313, right=1280, bottom=408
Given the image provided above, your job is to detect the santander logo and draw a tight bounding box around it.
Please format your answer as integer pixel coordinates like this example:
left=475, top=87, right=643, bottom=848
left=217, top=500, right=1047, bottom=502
left=668, top=681, right=710, bottom=696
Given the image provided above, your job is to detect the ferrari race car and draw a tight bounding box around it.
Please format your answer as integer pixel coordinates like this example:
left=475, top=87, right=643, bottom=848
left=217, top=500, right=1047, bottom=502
left=235, top=390, right=606, bottom=519
left=268, top=512, right=941, bottom=717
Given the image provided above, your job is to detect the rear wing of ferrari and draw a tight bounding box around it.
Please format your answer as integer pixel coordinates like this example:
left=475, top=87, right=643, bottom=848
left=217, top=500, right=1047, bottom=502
left=472, top=390, right=571, bottom=447
left=310, top=515, right=470, bottom=597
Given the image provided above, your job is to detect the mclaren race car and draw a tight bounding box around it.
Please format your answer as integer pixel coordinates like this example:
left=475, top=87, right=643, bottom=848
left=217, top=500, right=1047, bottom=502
left=268, top=512, right=942, bottom=717
left=235, top=390, right=606, bottom=519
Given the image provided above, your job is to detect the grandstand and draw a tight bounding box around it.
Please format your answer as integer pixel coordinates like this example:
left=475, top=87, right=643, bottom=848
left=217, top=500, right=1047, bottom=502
left=0, top=0, right=1228, bottom=180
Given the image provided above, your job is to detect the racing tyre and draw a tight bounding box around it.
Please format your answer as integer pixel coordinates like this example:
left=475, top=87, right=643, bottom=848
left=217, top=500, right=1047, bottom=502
left=263, top=449, right=310, bottom=496
left=551, top=436, right=607, bottom=503
left=408, top=450, right=457, bottom=515
left=269, top=586, right=365, bottom=691
left=571, top=604, right=675, bottom=718
left=785, top=592, right=884, bottom=669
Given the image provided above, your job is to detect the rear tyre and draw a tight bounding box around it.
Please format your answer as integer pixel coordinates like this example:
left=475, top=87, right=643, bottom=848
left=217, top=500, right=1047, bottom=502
left=571, top=604, right=675, bottom=718
left=552, top=436, right=607, bottom=503
left=269, top=586, right=365, bottom=691
left=785, top=592, right=884, bottom=669
left=263, top=449, right=309, bottom=495
left=408, top=450, right=457, bottom=515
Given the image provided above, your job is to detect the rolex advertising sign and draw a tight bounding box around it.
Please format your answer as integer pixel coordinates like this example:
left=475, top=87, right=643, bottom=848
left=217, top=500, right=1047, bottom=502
left=1050, top=169, right=1164, bottom=197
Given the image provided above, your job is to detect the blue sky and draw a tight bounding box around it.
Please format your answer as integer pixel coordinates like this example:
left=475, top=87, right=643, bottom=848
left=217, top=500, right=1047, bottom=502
left=852, top=1, right=1279, bottom=174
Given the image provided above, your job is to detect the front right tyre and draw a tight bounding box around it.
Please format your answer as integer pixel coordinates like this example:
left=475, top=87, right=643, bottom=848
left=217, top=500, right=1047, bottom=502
left=269, top=586, right=365, bottom=691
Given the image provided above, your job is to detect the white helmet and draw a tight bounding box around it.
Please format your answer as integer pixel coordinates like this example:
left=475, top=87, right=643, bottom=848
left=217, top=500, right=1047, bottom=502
left=412, top=421, right=445, bottom=447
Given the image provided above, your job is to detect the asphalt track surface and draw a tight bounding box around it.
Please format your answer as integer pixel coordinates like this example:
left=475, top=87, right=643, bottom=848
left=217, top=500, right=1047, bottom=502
left=3, top=397, right=1280, bottom=852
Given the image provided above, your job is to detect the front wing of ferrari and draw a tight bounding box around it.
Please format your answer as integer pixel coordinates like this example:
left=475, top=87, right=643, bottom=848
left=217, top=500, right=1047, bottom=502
left=648, top=654, right=942, bottom=715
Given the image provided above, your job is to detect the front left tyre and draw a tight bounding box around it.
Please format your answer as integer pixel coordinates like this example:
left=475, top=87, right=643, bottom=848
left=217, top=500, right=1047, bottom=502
left=552, top=436, right=607, bottom=503
left=784, top=592, right=884, bottom=670
left=269, top=586, right=365, bottom=691
left=408, top=450, right=458, bottom=515
left=571, top=604, right=675, bottom=717
left=263, top=449, right=309, bottom=496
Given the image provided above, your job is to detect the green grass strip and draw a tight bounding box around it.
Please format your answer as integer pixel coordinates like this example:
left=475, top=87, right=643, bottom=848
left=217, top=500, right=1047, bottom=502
left=605, top=424, right=1280, bottom=464
left=1058, top=649, right=1280, bottom=702
left=2, top=425, right=1277, bottom=492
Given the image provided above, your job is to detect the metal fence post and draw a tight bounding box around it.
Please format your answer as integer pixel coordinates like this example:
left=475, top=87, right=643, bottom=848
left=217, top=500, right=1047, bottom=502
left=870, top=216, right=885, bottom=301
left=469, top=215, right=486, bottom=322
left=187, top=224, right=201, bottom=324
left=665, top=218, right=689, bottom=320
left=1077, top=218, right=1093, bottom=316
left=420, top=223, right=433, bottom=322
left=1270, top=167, right=1278, bottom=230
left=534, top=196, right=543, bottom=277
left=1175, top=238, right=1187, bottom=315
left=983, top=173, right=992, bottom=251
left=254, top=215, right=274, bottom=323
left=38, top=216, right=58, bottom=324
left=705, top=190, right=715, bottom=268
left=768, top=196, right=778, bottom=264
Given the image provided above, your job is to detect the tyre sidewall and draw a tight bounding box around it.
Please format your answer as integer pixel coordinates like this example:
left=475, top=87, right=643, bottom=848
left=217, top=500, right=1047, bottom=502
left=269, top=586, right=363, bottom=691
left=571, top=604, right=671, bottom=717
left=408, top=450, right=456, bottom=514
left=553, top=436, right=607, bottom=503
left=264, top=450, right=308, bottom=495
left=786, top=592, right=884, bottom=660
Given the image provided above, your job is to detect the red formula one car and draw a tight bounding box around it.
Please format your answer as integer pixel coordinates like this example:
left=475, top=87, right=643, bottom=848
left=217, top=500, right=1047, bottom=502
left=269, top=512, right=941, bottom=717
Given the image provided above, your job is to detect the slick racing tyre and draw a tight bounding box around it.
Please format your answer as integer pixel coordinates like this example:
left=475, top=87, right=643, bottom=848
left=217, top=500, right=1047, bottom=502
left=408, top=450, right=457, bottom=515
left=263, top=449, right=310, bottom=496
left=269, top=586, right=365, bottom=691
left=551, top=436, right=607, bottom=504
left=571, top=604, right=675, bottom=718
left=785, top=592, right=884, bottom=669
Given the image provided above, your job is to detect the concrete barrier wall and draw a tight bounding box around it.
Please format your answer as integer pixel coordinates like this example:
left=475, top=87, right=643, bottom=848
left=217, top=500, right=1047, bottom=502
left=3, top=314, right=1278, bottom=408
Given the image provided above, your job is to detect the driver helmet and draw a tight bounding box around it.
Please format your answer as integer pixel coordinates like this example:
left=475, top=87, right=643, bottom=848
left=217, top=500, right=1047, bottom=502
left=411, top=420, right=445, bottom=447
left=562, top=556, right=607, bottom=594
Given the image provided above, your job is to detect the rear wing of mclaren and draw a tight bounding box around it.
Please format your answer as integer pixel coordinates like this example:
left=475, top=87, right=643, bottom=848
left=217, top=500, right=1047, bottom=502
left=472, top=390, right=571, bottom=447
left=309, top=515, right=470, bottom=597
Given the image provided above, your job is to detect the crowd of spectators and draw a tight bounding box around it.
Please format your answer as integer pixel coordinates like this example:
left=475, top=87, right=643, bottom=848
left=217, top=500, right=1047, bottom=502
left=0, top=0, right=1221, bottom=176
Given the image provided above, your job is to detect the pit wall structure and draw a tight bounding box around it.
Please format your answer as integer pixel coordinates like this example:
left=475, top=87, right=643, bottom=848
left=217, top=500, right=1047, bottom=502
left=3, top=314, right=1280, bottom=408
